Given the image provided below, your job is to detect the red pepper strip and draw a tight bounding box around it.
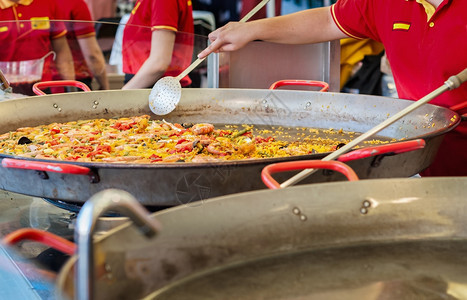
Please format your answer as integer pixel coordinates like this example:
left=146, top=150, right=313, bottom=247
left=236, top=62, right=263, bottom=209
left=65, top=155, right=81, bottom=161
left=216, top=130, right=230, bottom=137
left=87, top=151, right=101, bottom=157
left=174, top=141, right=194, bottom=153
left=48, top=139, right=60, bottom=146
left=111, top=122, right=136, bottom=131
left=96, top=145, right=111, bottom=152
left=149, top=154, right=162, bottom=162
left=3, top=228, right=76, bottom=256
left=255, top=136, right=274, bottom=143
left=72, top=145, right=94, bottom=153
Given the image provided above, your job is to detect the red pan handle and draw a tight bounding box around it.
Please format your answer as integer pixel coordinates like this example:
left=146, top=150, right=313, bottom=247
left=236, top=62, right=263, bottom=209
left=33, top=80, right=91, bottom=95
left=337, top=139, right=426, bottom=163
left=262, top=160, right=358, bottom=189
left=450, top=101, right=467, bottom=121
left=2, top=158, right=91, bottom=175
left=450, top=101, right=467, bottom=112
left=3, top=228, right=76, bottom=256
left=269, top=80, right=329, bottom=92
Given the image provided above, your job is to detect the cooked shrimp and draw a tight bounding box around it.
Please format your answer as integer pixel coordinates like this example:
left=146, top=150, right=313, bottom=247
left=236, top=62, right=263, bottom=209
left=191, top=123, right=214, bottom=135
left=206, top=143, right=229, bottom=156
left=163, top=154, right=186, bottom=162
left=175, top=141, right=194, bottom=152
left=162, top=119, right=183, bottom=132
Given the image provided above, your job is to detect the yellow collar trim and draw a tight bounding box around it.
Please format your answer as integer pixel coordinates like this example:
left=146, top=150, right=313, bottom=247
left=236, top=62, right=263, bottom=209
left=0, top=0, right=34, bottom=9
left=416, top=0, right=436, bottom=21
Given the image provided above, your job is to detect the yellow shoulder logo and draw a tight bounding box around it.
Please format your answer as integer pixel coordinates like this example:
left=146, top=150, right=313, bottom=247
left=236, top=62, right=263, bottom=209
left=30, top=17, right=50, bottom=30
left=393, top=22, right=411, bottom=31
left=0, top=26, right=8, bottom=33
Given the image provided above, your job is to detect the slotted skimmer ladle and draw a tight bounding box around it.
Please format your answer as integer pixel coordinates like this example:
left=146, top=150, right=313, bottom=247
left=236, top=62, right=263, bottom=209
left=149, top=0, right=271, bottom=115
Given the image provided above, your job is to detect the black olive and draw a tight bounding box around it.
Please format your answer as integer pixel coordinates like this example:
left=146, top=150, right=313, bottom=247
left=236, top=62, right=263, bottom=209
left=336, top=143, right=346, bottom=149
left=182, top=123, right=194, bottom=129
left=18, top=136, right=32, bottom=145
left=176, top=159, right=185, bottom=162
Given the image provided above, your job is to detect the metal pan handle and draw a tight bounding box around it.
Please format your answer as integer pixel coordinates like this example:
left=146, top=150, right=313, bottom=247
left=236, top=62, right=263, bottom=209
left=32, top=80, right=91, bottom=95
left=261, top=160, right=358, bottom=189
left=269, top=79, right=329, bottom=92
left=3, top=228, right=76, bottom=256
left=337, top=139, right=426, bottom=163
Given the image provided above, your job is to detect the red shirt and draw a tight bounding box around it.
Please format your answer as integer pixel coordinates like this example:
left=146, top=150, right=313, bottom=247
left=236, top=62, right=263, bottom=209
left=122, top=0, right=194, bottom=87
left=332, top=0, right=467, bottom=176
left=0, top=0, right=67, bottom=81
left=54, top=0, right=96, bottom=81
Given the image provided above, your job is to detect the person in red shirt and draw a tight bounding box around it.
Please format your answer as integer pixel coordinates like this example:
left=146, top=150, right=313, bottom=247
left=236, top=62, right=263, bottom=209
left=83, top=0, right=116, bottom=21
left=198, top=0, right=467, bottom=177
left=54, top=0, right=109, bottom=90
left=0, top=0, right=75, bottom=95
left=121, top=0, right=194, bottom=89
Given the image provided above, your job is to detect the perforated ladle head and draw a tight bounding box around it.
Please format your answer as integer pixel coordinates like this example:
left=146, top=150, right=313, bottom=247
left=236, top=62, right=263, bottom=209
left=149, top=76, right=181, bottom=115
left=148, top=0, right=271, bottom=116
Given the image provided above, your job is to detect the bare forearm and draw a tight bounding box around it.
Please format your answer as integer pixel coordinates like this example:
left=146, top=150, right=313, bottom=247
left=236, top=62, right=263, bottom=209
left=251, top=8, right=344, bottom=44
left=122, top=30, right=175, bottom=90
left=122, top=60, right=166, bottom=89
left=79, top=37, right=109, bottom=89
left=55, top=58, right=75, bottom=80
left=199, top=7, right=345, bottom=58
left=52, top=37, right=75, bottom=80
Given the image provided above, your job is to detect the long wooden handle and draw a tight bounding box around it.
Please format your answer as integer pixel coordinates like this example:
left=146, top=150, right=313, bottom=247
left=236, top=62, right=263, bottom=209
left=177, top=0, right=271, bottom=81
left=447, top=67, right=467, bottom=89
left=0, top=69, right=10, bottom=91
left=280, top=67, right=467, bottom=188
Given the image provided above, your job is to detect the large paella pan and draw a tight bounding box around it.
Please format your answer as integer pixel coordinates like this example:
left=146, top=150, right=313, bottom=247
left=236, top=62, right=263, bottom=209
left=46, top=175, right=467, bottom=299
left=0, top=88, right=460, bottom=206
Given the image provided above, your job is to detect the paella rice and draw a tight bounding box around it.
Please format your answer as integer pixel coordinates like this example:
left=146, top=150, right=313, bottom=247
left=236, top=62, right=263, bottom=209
left=0, top=115, right=390, bottom=163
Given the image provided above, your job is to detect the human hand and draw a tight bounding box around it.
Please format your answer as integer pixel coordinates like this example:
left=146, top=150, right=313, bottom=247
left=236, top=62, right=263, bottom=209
left=197, top=22, right=255, bottom=59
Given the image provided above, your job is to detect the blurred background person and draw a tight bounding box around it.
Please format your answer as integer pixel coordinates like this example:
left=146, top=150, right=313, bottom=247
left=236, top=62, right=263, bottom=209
left=84, top=0, right=116, bottom=21
left=241, top=0, right=281, bottom=20
left=0, top=0, right=75, bottom=95
left=54, top=0, right=109, bottom=90
left=192, top=0, right=239, bottom=27
left=121, top=0, right=194, bottom=89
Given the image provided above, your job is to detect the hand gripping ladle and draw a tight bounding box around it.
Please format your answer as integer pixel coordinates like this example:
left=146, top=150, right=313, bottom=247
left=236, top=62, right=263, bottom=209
left=149, top=0, right=271, bottom=115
